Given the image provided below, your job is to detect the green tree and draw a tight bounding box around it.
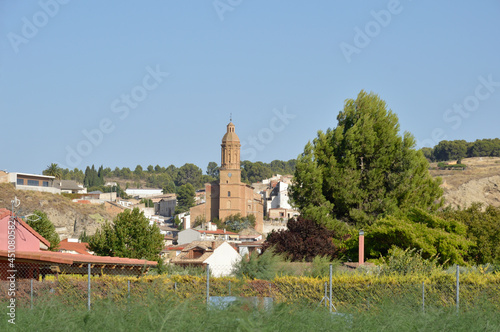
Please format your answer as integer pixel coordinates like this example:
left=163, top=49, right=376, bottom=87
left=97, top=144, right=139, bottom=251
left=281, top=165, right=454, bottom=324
left=26, top=210, right=60, bottom=251
left=175, top=183, right=196, bottom=214
left=206, top=162, right=219, bottom=179
left=162, top=181, right=176, bottom=194
left=290, top=91, right=443, bottom=230
left=43, top=163, right=62, bottom=179
left=361, top=208, right=472, bottom=265
left=223, top=213, right=256, bottom=233
left=175, top=163, right=203, bottom=188
left=439, top=203, right=500, bottom=264
left=87, top=208, right=163, bottom=261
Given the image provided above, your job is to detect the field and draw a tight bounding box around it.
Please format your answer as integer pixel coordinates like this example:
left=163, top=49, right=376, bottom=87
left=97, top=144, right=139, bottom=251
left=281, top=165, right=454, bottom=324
left=2, top=294, right=499, bottom=331
left=2, top=271, right=500, bottom=331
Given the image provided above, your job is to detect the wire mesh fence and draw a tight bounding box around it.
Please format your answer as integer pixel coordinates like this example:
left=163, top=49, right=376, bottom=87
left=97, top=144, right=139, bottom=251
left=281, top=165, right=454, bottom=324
left=1, top=262, right=499, bottom=314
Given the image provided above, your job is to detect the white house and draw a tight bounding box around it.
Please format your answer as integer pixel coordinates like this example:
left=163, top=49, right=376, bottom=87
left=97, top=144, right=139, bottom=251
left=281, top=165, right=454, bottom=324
left=171, top=241, right=241, bottom=277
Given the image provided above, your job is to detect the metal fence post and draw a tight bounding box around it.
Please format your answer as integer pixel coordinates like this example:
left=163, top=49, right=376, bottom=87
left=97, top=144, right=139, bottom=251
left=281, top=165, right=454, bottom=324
left=456, top=265, right=459, bottom=314
left=422, top=281, right=425, bottom=313
left=174, top=282, right=177, bottom=291
left=30, top=279, right=33, bottom=310
left=228, top=280, right=231, bottom=296
left=128, top=280, right=131, bottom=299
left=206, top=263, right=210, bottom=305
left=87, top=263, right=91, bottom=311
left=329, top=264, right=332, bottom=313
left=324, top=282, right=327, bottom=307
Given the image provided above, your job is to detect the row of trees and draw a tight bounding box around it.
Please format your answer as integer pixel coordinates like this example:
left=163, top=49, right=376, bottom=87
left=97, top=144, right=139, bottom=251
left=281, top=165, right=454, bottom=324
left=45, top=160, right=297, bottom=194
left=421, top=138, right=500, bottom=162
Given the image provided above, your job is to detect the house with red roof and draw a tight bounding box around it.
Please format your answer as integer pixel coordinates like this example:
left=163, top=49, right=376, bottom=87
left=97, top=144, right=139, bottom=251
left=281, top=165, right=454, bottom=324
left=171, top=240, right=241, bottom=277
left=0, top=208, right=157, bottom=280
left=58, top=238, right=93, bottom=255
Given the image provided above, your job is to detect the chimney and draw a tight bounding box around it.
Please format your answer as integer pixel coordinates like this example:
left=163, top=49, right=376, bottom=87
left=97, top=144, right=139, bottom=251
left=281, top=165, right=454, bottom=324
left=359, top=230, right=364, bottom=265
left=211, top=241, right=216, bottom=250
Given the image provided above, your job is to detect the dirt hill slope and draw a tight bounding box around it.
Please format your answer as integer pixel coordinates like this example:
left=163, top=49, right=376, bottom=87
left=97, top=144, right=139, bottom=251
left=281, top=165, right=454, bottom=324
left=429, top=157, right=500, bottom=208
left=0, top=183, right=118, bottom=239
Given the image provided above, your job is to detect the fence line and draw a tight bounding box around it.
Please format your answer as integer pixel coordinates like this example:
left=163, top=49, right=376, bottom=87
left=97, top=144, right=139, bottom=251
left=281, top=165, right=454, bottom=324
left=1, top=264, right=499, bottom=313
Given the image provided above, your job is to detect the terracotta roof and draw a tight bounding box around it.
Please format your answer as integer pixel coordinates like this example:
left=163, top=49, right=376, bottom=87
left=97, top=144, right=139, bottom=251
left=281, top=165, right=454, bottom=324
left=0, top=250, right=157, bottom=267
left=171, top=240, right=225, bottom=264
left=0, top=208, right=10, bottom=220
left=58, top=239, right=92, bottom=255
left=196, top=229, right=238, bottom=236
left=0, top=210, right=52, bottom=248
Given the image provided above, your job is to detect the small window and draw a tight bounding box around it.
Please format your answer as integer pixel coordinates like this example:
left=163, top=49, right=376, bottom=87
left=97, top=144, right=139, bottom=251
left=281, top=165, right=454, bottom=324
left=17, top=179, right=24, bottom=185
left=228, top=191, right=231, bottom=197
left=27, top=180, right=39, bottom=186
left=42, top=181, right=49, bottom=187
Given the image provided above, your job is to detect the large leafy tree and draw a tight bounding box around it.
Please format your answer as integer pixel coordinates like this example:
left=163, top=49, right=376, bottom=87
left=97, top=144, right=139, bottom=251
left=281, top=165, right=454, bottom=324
left=264, top=217, right=346, bottom=262
left=290, top=91, right=443, bottom=230
left=26, top=210, right=60, bottom=251
left=88, top=208, right=163, bottom=261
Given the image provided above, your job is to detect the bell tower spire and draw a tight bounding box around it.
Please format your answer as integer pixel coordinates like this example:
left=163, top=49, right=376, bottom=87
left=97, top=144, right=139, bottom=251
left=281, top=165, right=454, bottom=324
left=220, top=121, right=241, bottom=183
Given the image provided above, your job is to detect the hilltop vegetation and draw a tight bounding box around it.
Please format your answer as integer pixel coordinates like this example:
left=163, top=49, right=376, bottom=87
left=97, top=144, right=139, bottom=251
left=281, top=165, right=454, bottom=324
left=46, top=159, right=297, bottom=192
left=421, top=138, right=500, bottom=162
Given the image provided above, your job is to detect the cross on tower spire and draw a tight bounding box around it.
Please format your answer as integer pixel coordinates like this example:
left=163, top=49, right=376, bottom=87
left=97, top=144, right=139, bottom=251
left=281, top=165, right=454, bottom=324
left=230, top=113, right=232, bottom=122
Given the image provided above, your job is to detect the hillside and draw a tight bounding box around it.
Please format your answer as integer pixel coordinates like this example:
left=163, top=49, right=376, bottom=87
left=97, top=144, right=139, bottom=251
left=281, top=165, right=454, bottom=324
left=429, top=157, right=500, bottom=208
left=0, top=183, right=118, bottom=239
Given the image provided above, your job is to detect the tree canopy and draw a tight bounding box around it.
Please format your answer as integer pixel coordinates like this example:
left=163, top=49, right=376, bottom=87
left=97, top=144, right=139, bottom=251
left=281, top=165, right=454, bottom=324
left=87, top=208, right=163, bottom=261
left=26, top=210, right=60, bottom=251
left=264, top=217, right=346, bottom=262
left=290, top=91, right=443, bottom=230
left=175, top=183, right=196, bottom=214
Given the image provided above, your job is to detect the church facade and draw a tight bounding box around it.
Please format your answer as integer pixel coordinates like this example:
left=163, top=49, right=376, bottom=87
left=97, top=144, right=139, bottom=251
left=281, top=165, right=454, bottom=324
left=190, top=122, right=264, bottom=233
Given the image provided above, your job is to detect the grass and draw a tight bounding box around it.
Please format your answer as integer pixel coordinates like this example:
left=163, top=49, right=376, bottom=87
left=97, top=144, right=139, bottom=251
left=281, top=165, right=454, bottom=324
left=1, top=294, right=499, bottom=331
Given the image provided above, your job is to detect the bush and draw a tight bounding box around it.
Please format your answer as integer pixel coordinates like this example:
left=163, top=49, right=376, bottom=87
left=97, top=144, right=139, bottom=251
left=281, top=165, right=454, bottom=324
left=232, top=249, right=283, bottom=280
left=381, top=247, right=441, bottom=276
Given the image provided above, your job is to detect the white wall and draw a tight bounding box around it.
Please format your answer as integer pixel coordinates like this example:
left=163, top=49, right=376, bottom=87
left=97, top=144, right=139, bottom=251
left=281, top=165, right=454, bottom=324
left=204, top=242, right=241, bottom=277
left=177, top=229, right=200, bottom=244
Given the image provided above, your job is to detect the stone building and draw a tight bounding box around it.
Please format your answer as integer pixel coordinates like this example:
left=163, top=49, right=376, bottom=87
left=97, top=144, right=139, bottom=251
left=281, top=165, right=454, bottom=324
left=190, top=122, right=264, bottom=232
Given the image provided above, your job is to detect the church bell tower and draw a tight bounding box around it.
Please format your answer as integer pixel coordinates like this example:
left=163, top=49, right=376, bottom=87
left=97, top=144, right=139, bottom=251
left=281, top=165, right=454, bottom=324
left=219, top=121, right=241, bottom=184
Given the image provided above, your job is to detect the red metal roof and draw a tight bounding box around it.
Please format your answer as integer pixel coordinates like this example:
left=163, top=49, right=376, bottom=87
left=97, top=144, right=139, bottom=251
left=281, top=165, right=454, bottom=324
left=0, top=250, right=157, bottom=266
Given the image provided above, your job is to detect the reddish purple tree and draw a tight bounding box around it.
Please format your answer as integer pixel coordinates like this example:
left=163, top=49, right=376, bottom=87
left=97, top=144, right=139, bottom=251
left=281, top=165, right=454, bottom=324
left=264, top=217, right=346, bottom=262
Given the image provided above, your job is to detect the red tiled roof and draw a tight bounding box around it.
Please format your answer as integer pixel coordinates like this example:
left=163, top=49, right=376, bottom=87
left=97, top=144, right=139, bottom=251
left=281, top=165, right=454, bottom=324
left=0, top=208, right=10, bottom=220
left=58, top=239, right=92, bottom=255
left=196, top=229, right=238, bottom=235
left=0, top=250, right=157, bottom=267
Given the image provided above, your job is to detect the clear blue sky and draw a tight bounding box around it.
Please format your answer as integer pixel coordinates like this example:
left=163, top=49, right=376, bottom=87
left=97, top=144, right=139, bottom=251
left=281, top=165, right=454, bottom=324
left=1, top=1, right=499, bottom=174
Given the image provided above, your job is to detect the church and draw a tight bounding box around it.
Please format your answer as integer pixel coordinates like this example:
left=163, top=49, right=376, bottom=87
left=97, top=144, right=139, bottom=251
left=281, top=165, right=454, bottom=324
left=190, top=121, right=264, bottom=233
